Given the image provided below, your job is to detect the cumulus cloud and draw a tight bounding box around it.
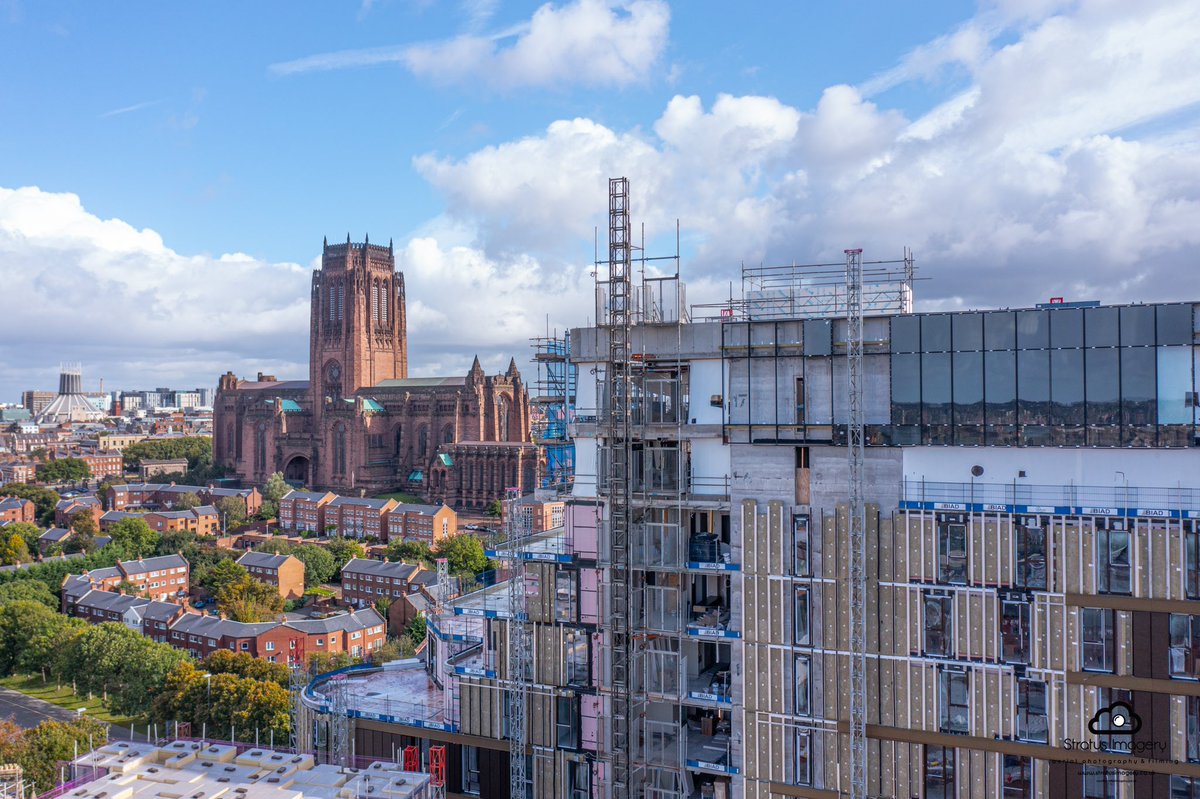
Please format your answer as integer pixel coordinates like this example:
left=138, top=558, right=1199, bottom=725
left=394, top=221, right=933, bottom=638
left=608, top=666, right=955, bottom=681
left=270, top=0, right=670, bottom=90
left=415, top=0, right=1200, bottom=311
left=0, top=187, right=592, bottom=399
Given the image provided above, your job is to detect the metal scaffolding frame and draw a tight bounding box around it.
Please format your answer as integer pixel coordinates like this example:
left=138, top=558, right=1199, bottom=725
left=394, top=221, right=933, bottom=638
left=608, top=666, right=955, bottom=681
left=602, top=176, right=637, bottom=799
left=505, top=486, right=531, bottom=799
left=530, top=331, right=576, bottom=491
left=844, top=248, right=867, bottom=799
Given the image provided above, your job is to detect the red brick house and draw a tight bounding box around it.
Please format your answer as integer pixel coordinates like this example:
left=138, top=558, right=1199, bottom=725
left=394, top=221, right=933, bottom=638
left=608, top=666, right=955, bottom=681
left=384, top=503, right=457, bottom=544
left=340, top=557, right=427, bottom=609
left=61, top=553, right=189, bottom=607
left=278, top=490, right=336, bottom=533
left=325, top=496, right=396, bottom=540
left=54, top=496, right=103, bottom=528
left=236, top=550, right=305, bottom=600
left=143, top=505, right=221, bottom=536
left=0, top=496, right=35, bottom=524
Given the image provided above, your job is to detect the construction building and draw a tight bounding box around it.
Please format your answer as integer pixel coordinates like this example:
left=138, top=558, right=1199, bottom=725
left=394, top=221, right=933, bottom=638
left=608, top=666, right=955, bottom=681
left=290, top=181, right=1200, bottom=799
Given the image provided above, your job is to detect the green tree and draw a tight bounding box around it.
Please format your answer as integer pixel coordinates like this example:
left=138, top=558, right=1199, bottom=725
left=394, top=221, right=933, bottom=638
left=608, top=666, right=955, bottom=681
left=156, top=528, right=198, bottom=556
left=0, top=580, right=57, bottom=609
left=22, top=616, right=88, bottom=682
left=0, top=484, right=60, bottom=526
left=150, top=661, right=289, bottom=744
left=175, top=492, right=202, bottom=510
left=202, top=650, right=289, bottom=687
left=307, top=651, right=354, bottom=674
left=29, top=447, right=48, bottom=462
left=14, top=717, right=109, bottom=793
left=216, top=575, right=284, bottom=622
left=0, top=600, right=60, bottom=675
left=433, top=533, right=489, bottom=577
left=67, top=511, right=99, bottom=554
left=262, top=472, right=290, bottom=503
left=485, top=499, right=503, bottom=517
left=374, top=595, right=392, bottom=618
left=386, top=539, right=433, bottom=564
left=36, top=458, right=90, bottom=484
left=216, top=496, right=247, bottom=529
left=259, top=499, right=279, bottom=521
left=325, top=536, right=364, bottom=578
left=294, top=544, right=336, bottom=587
left=106, top=517, right=160, bottom=559
left=204, top=558, right=248, bottom=594
left=122, top=436, right=212, bottom=472
left=0, top=529, right=32, bottom=567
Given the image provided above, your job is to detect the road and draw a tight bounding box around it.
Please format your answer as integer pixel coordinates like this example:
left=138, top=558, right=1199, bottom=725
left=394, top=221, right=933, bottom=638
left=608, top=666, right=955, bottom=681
left=0, top=686, right=142, bottom=739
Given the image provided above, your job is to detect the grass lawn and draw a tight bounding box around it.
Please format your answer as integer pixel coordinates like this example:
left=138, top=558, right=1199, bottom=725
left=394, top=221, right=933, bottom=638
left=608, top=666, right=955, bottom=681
left=374, top=491, right=423, bottom=504
left=0, top=673, right=147, bottom=731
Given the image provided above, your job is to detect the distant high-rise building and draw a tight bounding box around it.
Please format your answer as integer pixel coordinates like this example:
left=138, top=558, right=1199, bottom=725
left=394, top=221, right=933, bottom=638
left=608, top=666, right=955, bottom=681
left=20, top=389, right=55, bottom=415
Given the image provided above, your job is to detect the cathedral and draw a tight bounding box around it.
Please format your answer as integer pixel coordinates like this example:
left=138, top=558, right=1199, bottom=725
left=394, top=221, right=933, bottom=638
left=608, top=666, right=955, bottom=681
left=213, top=237, right=539, bottom=509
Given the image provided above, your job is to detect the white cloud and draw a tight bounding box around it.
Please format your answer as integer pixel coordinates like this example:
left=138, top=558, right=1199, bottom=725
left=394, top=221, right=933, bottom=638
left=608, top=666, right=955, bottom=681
left=413, top=0, right=1200, bottom=311
left=0, top=186, right=593, bottom=398
left=270, top=0, right=670, bottom=90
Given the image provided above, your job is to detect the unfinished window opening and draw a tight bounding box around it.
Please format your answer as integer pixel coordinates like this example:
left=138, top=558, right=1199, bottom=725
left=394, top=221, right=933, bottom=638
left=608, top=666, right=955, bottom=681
left=937, top=519, right=968, bottom=585
left=794, top=654, right=810, bottom=715
left=794, top=730, right=811, bottom=785
left=1014, top=523, right=1047, bottom=590
left=793, top=514, right=811, bottom=576
left=1097, top=524, right=1131, bottom=595
left=938, top=669, right=969, bottom=734
left=555, top=571, right=578, bottom=622
left=565, top=631, right=589, bottom=687
left=1002, top=755, right=1033, bottom=798
left=1170, top=614, right=1200, bottom=679
left=639, top=507, right=683, bottom=568
left=1001, top=598, right=1031, bottom=665
left=924, top=745, right=956, bottom=799
left=795, top=377, right=806, bottom=426
left=689, top=573, right=732, bottom=633
left=794, top=585, right=810, bottom=645
left=635, top=369, right=689, bottom=425
left=1081, top=607, right=1115, bottom=673
left=924, top=592, right=953, bottom=658
left=556, top=695, right=579, bottom=749
left=1016, top=678, right=1047, bottom=743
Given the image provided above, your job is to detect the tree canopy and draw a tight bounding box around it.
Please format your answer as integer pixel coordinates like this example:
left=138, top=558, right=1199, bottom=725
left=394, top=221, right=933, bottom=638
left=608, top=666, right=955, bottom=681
left=262, top=472, right=290, bottom=503
left=0, top=716, right=108, bottom=794
left=151, top=661, right=289, bottom=744
left=215, top=496, right=247, bottom=529
left=386, top=539, right=433, bottom=565
left=434, top=534, right=489, bottom=577
left=325, top=537, right=364, bottom=578
left=256, top=539, right=335, bottom=587
left=121, top=436, right=212, bottom=471
left=107, top=516, right=160, bottom=559
left=36, top=458, right=90, bottom=484
left=0, top=523, right=36, bottom=566
left=216, top=575, right=284, bottom=622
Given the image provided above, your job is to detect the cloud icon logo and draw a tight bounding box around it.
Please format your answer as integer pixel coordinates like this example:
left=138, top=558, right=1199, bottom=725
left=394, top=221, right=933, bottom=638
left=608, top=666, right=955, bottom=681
left=1088, top=702, right=1141, bottom=735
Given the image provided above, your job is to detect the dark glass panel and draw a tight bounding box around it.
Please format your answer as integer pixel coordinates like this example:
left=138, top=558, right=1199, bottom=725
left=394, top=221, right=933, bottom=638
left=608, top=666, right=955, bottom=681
left=1051, top=427, right=1086, bottom=446
left=1157, top=304, right=1194, bottom=346
left=1120, top=305, right=1156, bottom=346
left=1086, top=348, right=1120, bottom=426
left=1017, top=310, right=1049, bottom=349
left=1022, top=426, right=1052, bottom=446
left=1121, top=347, right=1156, bottom=427
left=924, top=351, right=952, bottom=443
left=891, top=315, right=921, bottom=354
left=956, top=425, right=983, bottom=445
left=1050, top=307, right=1084, bottom=348
left=803, top=319, right=832, bottom=356
left=923, top=315, right=952, bottom=353
left=984, top=312, right=1016, bottom=351
left=988, top=425, right=1018, bottom=445
left=1161, top=425, right=1193, bottom=447
left=1085, top=306, right=1119, bottom=347
left=890, top=425, right=921, bottom=445
left=985, top=351, right=1016, bottom=425
left=1051, top=349, right=1085, bottom=426
left=953, top=352, right=983, bottom=425
left=891, top=353, right=921, bottom=426
left=1018, top=350, right=1050, bottom=426
left=952, top=313, right=983, bottom=352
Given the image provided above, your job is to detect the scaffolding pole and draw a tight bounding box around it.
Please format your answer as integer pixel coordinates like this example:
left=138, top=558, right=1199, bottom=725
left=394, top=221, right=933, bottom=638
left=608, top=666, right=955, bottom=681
left=505, top=486, right=530, bottom=799
left=603, top=176, right=636, bottom=799
left=845, top=248, right=867, bottom=799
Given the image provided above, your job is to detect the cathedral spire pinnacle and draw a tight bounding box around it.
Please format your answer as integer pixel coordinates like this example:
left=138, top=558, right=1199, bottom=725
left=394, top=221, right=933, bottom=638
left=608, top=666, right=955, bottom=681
left=507, top=357, right=519, bottom=377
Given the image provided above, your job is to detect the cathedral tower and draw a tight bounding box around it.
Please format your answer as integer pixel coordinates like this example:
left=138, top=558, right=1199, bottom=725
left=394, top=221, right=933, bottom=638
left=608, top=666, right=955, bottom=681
left=309, top=235, right=408, bottom=408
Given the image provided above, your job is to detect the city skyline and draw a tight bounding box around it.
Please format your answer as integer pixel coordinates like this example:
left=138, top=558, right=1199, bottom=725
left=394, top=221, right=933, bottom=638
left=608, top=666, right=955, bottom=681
left=1, top=1, right=1197, bottom=398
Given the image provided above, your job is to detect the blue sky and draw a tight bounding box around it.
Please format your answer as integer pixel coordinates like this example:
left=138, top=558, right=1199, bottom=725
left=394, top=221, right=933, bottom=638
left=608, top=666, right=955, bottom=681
left=1, top=0, right=1199, bottom=400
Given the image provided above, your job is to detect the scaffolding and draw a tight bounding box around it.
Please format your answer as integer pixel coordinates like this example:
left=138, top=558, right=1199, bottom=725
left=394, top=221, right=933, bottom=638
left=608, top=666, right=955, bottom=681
left=530, top=331, right=576, bottom=491
left=601, top=176, right=637, bottom=799
left=845, top=249, right=867, bottom=799
left=289, top=663, right=314, bottom=753
left=505, top=486, right=531, bottom=799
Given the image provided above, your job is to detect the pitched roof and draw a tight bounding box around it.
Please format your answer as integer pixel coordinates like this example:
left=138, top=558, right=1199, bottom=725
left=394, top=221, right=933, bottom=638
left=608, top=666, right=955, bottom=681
left=286, top=607, right=384, bottom=634
left=39, top=527, right=72, bottom=542
left=237, top=551, right=291, bottom=570
left=281, top=490, right=333, bottom=502
left=391, top=503, right=447, bottom=516
left=0, top=497, right=30, bottom=512
left=373, top=376, right=466, bottom=388
left=74, top=589, right=149, bottom=615
left=341, top=557, right=421, bottom=581
left=328, top=496, right=393, bottom=510
left=118, top=554, right=188, bottom=576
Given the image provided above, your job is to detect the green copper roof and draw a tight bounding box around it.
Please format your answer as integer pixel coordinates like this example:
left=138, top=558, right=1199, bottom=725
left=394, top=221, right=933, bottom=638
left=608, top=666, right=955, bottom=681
left=374, top=377, right=466, bottom=388
left=438, top=453, right=453, bottom=467
left=408, top=469, right=424, bottom=482
left=265, top=399, right=303, bottom=412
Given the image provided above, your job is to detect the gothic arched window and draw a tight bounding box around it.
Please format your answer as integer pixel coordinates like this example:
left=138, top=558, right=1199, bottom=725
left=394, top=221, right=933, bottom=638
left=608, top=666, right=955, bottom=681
left=254, top=423, right=267, bottom=473
left=381, top=282, right=388, bottom=325
left=394, top=426, right=404, bottom=458
left=371, top=283, right=380, bottom=324
left=333, top=423, right=347, bottom=475
left=328, top=284, right=336, bottom=321
left=442, top=424, right=454, bottom=444
left=497, top=395, right=510, bottom=440
left=418, top=425, right=429, bottom=458
left=226, top=423, right=236, bottom=457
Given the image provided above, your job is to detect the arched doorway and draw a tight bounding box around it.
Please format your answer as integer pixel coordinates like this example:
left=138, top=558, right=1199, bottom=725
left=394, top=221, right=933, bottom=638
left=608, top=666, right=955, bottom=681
left=283, top=455, right=310, bottom=486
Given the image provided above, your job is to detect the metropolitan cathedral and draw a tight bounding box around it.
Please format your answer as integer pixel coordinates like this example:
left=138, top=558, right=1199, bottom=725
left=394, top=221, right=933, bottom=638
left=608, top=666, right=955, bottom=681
left=214, top=237, right=539, bottom=509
